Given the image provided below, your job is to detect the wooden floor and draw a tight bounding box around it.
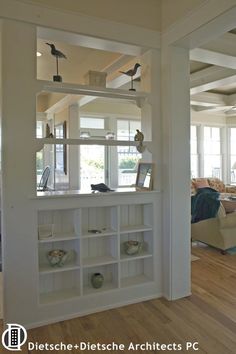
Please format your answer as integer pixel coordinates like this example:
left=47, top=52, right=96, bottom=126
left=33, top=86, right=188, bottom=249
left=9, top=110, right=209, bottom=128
left=1, top=244, right=236, bottom=353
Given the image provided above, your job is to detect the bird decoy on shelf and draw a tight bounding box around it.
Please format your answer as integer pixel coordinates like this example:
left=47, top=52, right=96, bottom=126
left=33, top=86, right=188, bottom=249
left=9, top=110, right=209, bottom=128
left=134, top=129, right=145, bottom=153
left=119, top=63, right=141, bottom=91
left=45, top=123, right=54, bottom=138
left=134, top=129, right=144, bottom=142
left=46, top=43, right=67, bottom=82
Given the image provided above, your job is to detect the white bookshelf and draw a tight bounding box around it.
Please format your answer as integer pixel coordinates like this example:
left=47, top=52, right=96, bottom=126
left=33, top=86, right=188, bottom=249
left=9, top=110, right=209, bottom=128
left=37, top=201, right=155, bottom=303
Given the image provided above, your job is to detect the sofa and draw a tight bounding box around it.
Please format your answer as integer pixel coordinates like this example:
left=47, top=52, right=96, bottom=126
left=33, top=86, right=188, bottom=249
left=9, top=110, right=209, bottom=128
left=191, top=177, right=236, bottom=195
left=191, top=203, right=236, bottom=252
left=191, top=178, right=236, bottom=251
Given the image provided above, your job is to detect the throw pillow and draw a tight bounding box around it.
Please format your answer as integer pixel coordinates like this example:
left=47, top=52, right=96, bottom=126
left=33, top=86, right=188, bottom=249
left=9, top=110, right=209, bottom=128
left=193, top=178, right=209, bottom=189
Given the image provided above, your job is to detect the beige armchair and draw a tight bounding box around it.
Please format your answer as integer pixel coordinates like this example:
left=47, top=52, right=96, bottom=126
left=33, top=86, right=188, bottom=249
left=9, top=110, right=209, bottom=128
left=191, top=203, right=236, bottom=252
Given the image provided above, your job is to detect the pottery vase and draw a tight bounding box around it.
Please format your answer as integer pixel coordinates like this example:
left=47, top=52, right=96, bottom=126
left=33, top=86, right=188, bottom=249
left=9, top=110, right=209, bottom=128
left=91, top=272, right=104, bottom=289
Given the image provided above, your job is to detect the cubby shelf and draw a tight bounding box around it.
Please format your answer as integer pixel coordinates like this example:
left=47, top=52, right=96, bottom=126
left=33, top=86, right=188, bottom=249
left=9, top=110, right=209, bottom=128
left=39, top=263, right=80, bottom=274
left=39, top=232, right=78, bottom=243
left=82, top=256, right=118, bottom=267
left=40, top=288, right=81, bottom=305
left=120, top=252, right=152, bottom=261
left=83, top=283, right=117, bottom=296
left=38, top=202, right=154, bottom=303
left=120, top=275, right=153, bottom=288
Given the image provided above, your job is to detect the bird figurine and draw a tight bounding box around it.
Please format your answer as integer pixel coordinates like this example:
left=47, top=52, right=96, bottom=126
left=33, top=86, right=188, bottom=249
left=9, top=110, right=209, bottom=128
left=134, top=129, right=145, bottom=153
left=134, top=129, right=144, bottom=142
left=45, top=123, right=54, bottom=138
left=119, top=63, right=141, bottom=91
left=46, top=43, right=67, bottom=82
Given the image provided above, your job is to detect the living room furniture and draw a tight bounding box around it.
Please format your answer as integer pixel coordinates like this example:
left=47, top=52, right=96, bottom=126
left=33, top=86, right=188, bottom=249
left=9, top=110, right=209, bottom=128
left=191, top=202, right=236, bottom=252
left=220, top=195, right=236, bottom=213
left=191, top=177, right=236, bottom=195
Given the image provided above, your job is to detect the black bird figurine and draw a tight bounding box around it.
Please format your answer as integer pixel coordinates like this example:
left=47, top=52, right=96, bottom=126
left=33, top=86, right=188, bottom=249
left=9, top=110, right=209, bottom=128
left=46, top=43, right=67, bottom=82
left=119, top=63, right=141, bottom=91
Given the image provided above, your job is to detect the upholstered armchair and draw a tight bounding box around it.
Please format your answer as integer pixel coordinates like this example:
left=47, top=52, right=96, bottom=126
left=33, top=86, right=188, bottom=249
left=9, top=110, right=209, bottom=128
left=191, top=203, right=236, bottom=252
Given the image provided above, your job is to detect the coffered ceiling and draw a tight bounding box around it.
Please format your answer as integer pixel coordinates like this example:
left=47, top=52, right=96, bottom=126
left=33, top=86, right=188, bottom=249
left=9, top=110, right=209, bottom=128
left=190, top=30, right=236, bottom=116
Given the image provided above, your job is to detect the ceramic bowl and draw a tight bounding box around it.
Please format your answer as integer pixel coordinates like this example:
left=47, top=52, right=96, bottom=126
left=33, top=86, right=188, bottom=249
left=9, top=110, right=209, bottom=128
left=47, top=249, right=68, bottom=267
left=124, top=240, right=142, bottom=255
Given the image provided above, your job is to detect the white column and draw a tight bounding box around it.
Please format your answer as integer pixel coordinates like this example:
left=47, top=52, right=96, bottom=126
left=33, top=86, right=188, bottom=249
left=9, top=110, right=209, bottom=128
left=140, top=49, right=161, bottom=191
left=162, top=44, right=191, bottom=299
left=68, top=104, right=80, bottom=189
left=1, top=19, right=39, bottom=324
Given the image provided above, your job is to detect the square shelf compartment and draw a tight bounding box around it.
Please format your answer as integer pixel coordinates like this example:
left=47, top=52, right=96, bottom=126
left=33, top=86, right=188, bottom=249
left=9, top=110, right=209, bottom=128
left=38, top=209, right=81, bottom=241
left=39, top=269, right=80, bottom=304
left=83, top=264, right=118, bottom=295
left=81, top=206, right=117, bottom=237
left=82, top=235, right=117, bottom=267
left=39, top=239, right=80, bottom=273
left=120, top=204, right=153, bottom=233
left=120, top=258, right=153, bottom=288
left=120, top=231, right=153, bottom=260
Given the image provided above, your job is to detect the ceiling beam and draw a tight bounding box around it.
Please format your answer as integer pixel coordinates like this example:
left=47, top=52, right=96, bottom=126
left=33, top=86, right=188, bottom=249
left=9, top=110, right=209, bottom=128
left=38, top=27, right=143, bottom=57
left=190, top=65, right=236, bottom=94
left=190, top=48, right=236, bottom=70
left=190, top=92, right=227, bottom=107
left=200, top=32, right=236, bottom=57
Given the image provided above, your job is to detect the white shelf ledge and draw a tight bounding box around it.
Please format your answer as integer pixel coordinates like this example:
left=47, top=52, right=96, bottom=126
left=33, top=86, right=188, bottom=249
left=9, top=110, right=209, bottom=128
left=82, top=256, right=118, bottom=267
left=83, top=282, right=117, bottom=296
left=120, top=252, right=152, bottom=262
left=39, top=262, right=80, bottom=274
left=120, top=275, right=153, bottom=288
left=37, top=80, right=149, bottom=105
left=38, top=232, right=79, bottom=243
left=35, top=137, right=142, bottom=147
left=36, top=188, right=160, bottom=199
left=81, top=229, right=117, bottom=238
left=120, top=225, right=153, bottom=234
left=40, top=288, right=80, bottom=305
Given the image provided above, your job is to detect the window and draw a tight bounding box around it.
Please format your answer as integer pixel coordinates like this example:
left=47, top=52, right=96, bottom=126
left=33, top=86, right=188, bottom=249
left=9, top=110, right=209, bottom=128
left=79, top=117, right=106, bottom=189
left=80, top=117, right=105, bottom=129
left=190, top=125, right=198, bottom=178
left=229, top=127, right=236, bottom=183
left=117, top=119, right=141, bottom=186
left=36, top=121, right=44, bottom=183
left=80, top=145, right=105, bottom=190
left=203, top=126, right=221, bottom=178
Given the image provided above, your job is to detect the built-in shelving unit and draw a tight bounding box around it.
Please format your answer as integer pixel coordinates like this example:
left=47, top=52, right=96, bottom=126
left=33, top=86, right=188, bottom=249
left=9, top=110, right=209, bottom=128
left=37, top=203, right=154, bottom=304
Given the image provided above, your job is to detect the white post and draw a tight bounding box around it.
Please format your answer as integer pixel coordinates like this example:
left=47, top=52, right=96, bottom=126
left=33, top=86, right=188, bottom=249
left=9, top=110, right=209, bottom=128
left=140, top=49, right=161, bottom=191
left=68, top=104, right=80, bottom=189
left=162, top=44, right=191, bottom=299
left=1, top=19, right=39, bottom=324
